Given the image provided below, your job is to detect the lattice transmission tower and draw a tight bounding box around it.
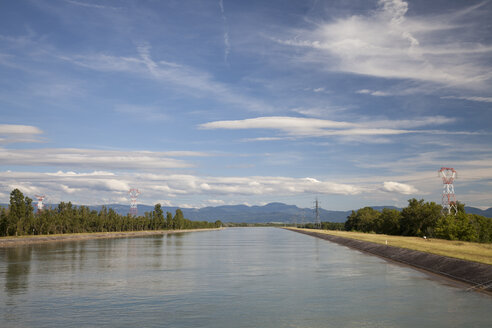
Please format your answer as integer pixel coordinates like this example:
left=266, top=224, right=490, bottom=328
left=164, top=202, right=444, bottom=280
left=128, top=188, right=140, bottom=216
left=438, top=167, right=458, bottom=215
left=35, top=195, right=45, bottom=213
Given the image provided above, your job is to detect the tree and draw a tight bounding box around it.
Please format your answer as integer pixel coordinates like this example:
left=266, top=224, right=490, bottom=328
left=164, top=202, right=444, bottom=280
left=455, top=201, right=466, bottom=214
left=344, top=207, right=380, bottom=232
left=345, top=210, right=358, bottom=231
left=469, top=214, right=492, bottom=243
left=434, top=215, right=458, bottom=240
left=378, top=208, right=401, bottom=235
left=153, top=204, right=164, bottom=230
left=166, top=212, right=173, bottom=229
left=9, top=189, right=26, bottom=236
left=8, top=189, right=34, bottom=236
left=23, top=196, right=35, bottom=235
left=399, top=199, right=441, bottom=237
left=174, top=209, right=184, bottom=230
left=0, top=207, right=8, bottom=236
left=2, top=188, right=219, bottom=236
left=454, top=212, right=478, bottom=241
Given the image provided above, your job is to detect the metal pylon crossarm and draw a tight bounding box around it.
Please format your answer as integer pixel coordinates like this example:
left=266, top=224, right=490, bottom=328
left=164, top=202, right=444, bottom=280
left=438, top=167, right=458, bottom=215
left=35, top=195, right=45, bottom=213
left=128, top=188, right=140, bottom=216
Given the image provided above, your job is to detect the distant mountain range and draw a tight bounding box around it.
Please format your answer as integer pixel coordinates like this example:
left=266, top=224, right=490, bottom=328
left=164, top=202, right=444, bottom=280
left=3, top=202, right=489, bottom=223
left=88, top=202, right=353, bottom=223
left=462, top=206, right=492, bottom=218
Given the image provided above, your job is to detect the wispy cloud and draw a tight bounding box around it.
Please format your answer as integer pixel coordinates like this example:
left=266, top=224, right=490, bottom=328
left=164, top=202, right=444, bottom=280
left=383, top=181, right=418, bottom=194
left=200, top=115, right=456, bottom=139
left=0, top=124, right=43, bottom=135
left=201, top=116, right=353, bottom=131
left=63, top=0, right=121, bottom=10
left=441, top=96, right=492, bottom=103
left=0, top=124, right=44, bottom=144
left=218, top=0, right=231, bottom=63
left=365, top=116, right=455, bottom=129
left=0, top=147, right=202, bottom=170
left=61, top=45, right=271, bottom=112
left=63, top=0, right=106, bottom=9
left=357, top=89, right=389, bottom=96
left=276, top=0, right=492, bottom=91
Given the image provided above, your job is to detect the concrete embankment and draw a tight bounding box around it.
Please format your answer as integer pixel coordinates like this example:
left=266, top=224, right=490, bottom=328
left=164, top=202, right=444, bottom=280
left=288, top=228, right=492, bottom=293
left=0, top=228, right=222, bottom=248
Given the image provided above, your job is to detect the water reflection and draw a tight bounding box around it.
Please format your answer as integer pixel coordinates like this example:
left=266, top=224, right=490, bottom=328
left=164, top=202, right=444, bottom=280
left=151, top=236, right=163, bottom=269
left=2, top=246, right=32, bottom=296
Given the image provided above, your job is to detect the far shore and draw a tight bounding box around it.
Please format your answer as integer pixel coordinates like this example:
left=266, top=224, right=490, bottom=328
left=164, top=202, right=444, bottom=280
left=0, top=228, right=223, bottom=248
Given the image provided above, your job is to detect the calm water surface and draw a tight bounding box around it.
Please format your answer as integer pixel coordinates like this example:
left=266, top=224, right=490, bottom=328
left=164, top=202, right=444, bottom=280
left=1, top=228, right=491, bottom=327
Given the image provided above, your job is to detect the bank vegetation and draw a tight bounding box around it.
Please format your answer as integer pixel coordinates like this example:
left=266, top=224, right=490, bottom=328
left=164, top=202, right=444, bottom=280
left=301, top=199, right=492, bottom=244
left=0, top=189, right=222, bottom=237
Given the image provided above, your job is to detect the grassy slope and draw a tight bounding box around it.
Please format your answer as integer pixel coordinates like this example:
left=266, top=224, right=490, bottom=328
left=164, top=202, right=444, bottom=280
left=290, top=228, right=492, bottom=265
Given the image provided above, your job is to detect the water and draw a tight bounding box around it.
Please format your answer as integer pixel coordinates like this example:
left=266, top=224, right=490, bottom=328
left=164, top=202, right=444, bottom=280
left=1, top=228, right=491, bottom=327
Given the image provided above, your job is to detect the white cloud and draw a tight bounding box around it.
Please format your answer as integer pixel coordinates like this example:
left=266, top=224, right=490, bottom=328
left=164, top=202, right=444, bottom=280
left=383, top=181, right=418, bottom=195
left=201, top=116, right=353, bottom=136
left=207, top=199, right=225, bottom=205
left=137, top=173, right=364, bottom=197
left=276, top=0, right=492, bottom=91
left=291, top=106, right=349, bottom=118
left=0, top=124, right=43, bottom=134
left=367, top=116, right=455, bottom=129
left=1, top=164, right=489, bottom=208
left=60, top=184, right=81, bottom=194
left=0, top=147, right=197, bottom=170
left=441, top=96, right=492, bottom=103
left=200, top=115, right=455, bottom=139
left=0, top=124, right=44, bottom=144
left=47, top=170, right=115, bottom=177
left=0, top=170, right=364, bottom=205
left=241, top=136, right=294, bottom=142
left=7, top=183, right=41, bottom=195
left=357, top=89, right=389, bottom=96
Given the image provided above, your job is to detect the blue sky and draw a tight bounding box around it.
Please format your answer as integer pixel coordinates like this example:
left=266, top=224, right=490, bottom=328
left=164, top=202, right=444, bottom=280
left=1, top=0, right=491, bottom=210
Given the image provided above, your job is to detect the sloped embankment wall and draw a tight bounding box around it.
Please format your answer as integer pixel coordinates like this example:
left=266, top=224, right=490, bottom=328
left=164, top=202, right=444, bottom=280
left=291, top=229, right=492, bottom=292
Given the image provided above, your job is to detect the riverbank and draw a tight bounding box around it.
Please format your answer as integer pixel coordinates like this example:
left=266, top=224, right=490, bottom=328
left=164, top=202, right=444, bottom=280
left=287, top=228, right=492, bottom=292
left=291, top=228, right=492, bottom=264
left=0, top=228, right=223, bottom=247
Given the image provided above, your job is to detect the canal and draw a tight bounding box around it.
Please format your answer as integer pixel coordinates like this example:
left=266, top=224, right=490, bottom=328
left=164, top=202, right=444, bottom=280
left=1, top=227, right=491, bottom=327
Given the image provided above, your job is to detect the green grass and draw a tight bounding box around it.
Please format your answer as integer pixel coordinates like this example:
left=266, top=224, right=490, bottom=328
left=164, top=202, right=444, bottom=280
left=289, top=228, right=492, bottom=265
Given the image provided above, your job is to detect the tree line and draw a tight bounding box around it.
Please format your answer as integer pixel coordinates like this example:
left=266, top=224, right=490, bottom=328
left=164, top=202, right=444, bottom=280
left=343, top=199, right=492, bottom=243
left=301, top=221, right=345, bottom=230
left=0, top=189, right=222, bottom=237
left=297, top=198, right=492, bottom=243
